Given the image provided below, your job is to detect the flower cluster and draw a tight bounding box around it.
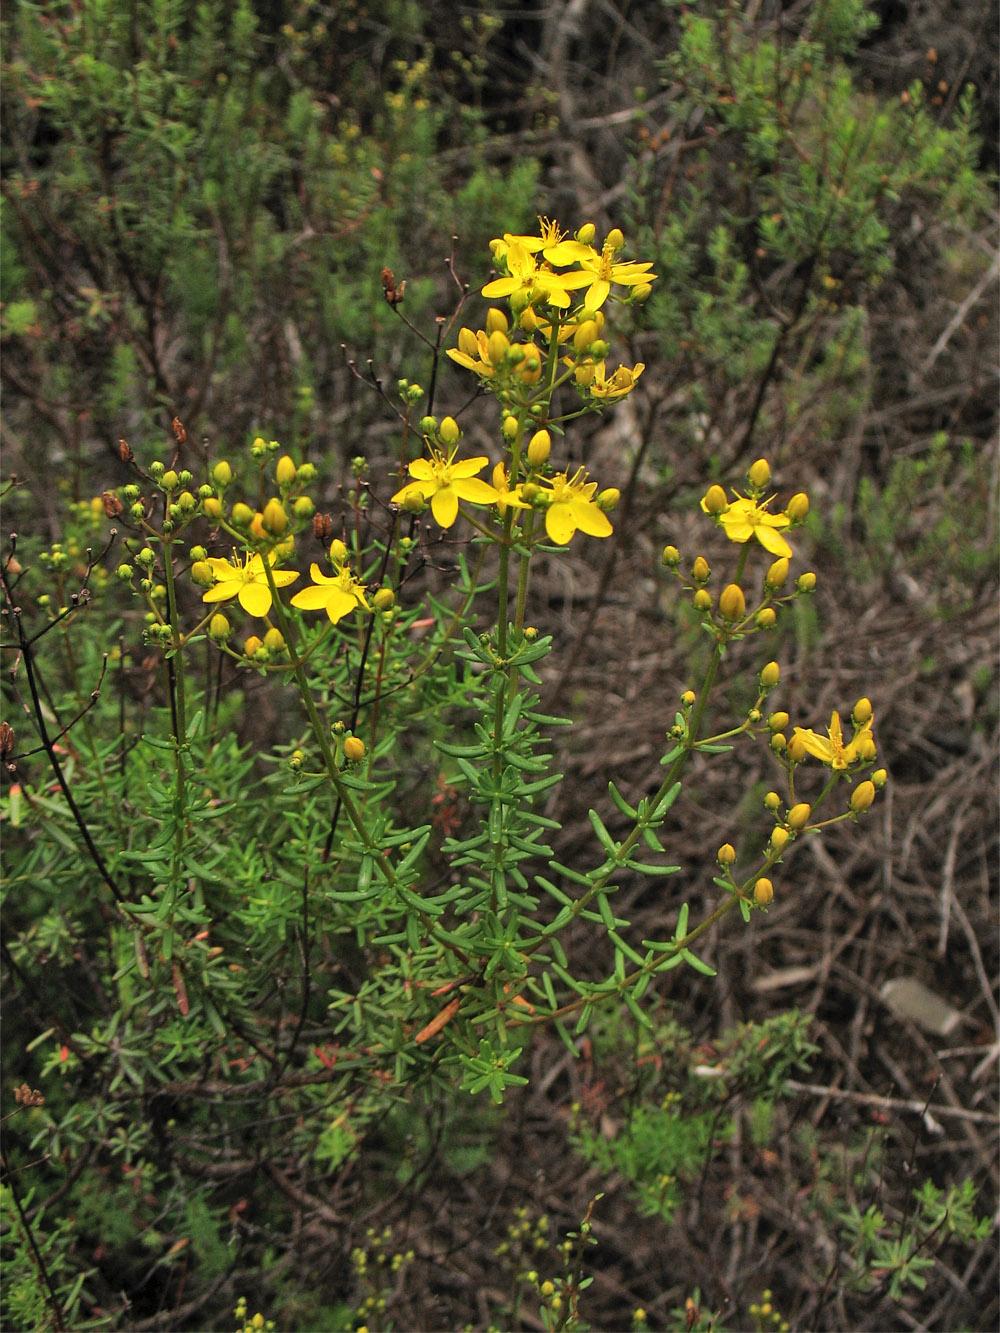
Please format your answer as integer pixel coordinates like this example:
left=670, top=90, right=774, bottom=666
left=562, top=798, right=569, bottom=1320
left=391, top=219, right=655, bottom=546
left=667, top=459, right=883, bottom=914
left=699, top=459, right=809, bottom=561
left=447, top=220, right=653, bottom=415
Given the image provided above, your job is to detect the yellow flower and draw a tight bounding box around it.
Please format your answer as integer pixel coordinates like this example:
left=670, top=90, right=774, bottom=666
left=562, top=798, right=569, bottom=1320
left=201, top=550, right=299, bottom=618
left=291, top=548, right=371, bottom=624
left=544, top=235, right=657, bottom=311
left=791, top=710, right=876, bottom=771
left=446, top=327, right=544, bottom=385
left=391, top=448, right=500, bottom=528
left=491, top=462, right=530, bottom=515
left=586, top=360, right=645, bottom=400
left=704, top=493, right=793, bottom=559
left=490, top=216, right=568, bottom=260
left=540, top=467, right=613, bottom=544
left=482, top=243, right=591, bottom=310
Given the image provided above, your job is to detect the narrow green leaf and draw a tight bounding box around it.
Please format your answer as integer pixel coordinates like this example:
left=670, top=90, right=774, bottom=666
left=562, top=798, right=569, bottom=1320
left=623, top=989, right=653, bottom=1029
left=680, top=948, right=717, bottom=976
left=587, top=809, right=616, bottom=855
left=608, top=780, right=638, bottom=819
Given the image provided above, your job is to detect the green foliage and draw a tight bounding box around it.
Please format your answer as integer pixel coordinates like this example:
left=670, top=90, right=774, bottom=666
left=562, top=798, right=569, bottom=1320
left=850, top=433, right=998, bottom=607
left=630, top=0, right=990, bottom=455
left=1, top=0, right=538, bottom=471
left=570, top=1010, right=818, bottom=1223
left=837, top=1178, right=990, bottom=1300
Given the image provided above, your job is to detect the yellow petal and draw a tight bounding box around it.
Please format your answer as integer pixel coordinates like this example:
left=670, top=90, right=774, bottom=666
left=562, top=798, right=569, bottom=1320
left=238, top=582, right=272, bottom=618
left=545, top=504, right=576, bottom=544
left=430, top=488, right=460, bottom=527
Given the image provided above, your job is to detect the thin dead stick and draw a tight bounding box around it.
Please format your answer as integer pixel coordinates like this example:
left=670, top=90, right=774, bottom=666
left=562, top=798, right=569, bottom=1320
left=786, top=1079, right=998, bottom=1126
left=921, top=248, right=1000, bottom=373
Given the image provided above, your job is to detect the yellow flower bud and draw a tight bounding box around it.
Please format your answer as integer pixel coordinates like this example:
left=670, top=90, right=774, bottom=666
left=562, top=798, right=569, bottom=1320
left=756, top=607, right=777, bottom=629
left=770, top=732, right=787, bottom=752
left=212, top=460, right=233, bottom=487
left=632, top=283, right=652, bottom=302
left=662, top=545, right=680, bottom=566
left=485, top=307, right=509, bottom=334
left=719, top=584, right=745, bottom=621
left=702, top=484, right=727, bottom=515
left=681, top=689, right=696, bottom=705
left=329, top=539, right=348, bottom=564
left=527, top=429, right=551, bottom=465
left=190, top=560, right=214, bottom=587
left=765, top=557, right=789, bottom=589
left=518, top=306, right=539, bottom=333
left=203, top=496, right=223, bottom=521
left=764, top=791, right=782, bottom=812
left=855, top=732, right=877, bottom=762
left=502, top=414, right=519, bottom=441
left=343, top=736, right=366, bottom=762
left=796, top=571, right=817, bottom=592
left=439, top=416, right=460, bottom=445
left=597, top=487, right=620, bottom=511
left=209, top=613, right=231, bottom=640
left=769, top=827, right=790, bottom=854
left=717, top=843, right=736, bottom=865
left=515, top=347, right=542, bottom=384
left=852, top=697, right=873, bottom=725
left=786, top=733, right=808, bottom=762
left=573, top=319, right=599, bottom=351
left=754, top=878, right=774, bottom=906
left=243, top=635, right=262, bottom=659
left=693, top=589, right=712, bottom=611
left=293, top=496, right=314, bottom=519
left=871, top=768, right=888, bottom=789
left=262, top=497, right=288, bottom=535
left=605, top=228, right=624, bottom=252
left=574, top=362, right=596, bottom=387
left=487, top=330, right=510, bottom=365
left=458, top=327, right=478, bottom=357
left=231, top=502, right=254, bottom=528
left=786, top=802, right=812, bottom=830
left=160, top=469, right=179, bottom=491
left=263, top=627, right=285, bottom=652
left=373, top=588, right=395, bottom=612
left=759, top=660, right=780, bottom=689
left=275, top=455, right=297, bottom=486
left=786, top=492, right=810, bottom=522
left=850, top=780, right=876, bottom=813
left=748, top=458, right=771, bottom=488
left=691, top=555, right=710, bottom=582
left=769, top=711, right=789, bottom=732
left=576, top=223, right=596, bottom=244
left=250, top=436, right=267, bottom=459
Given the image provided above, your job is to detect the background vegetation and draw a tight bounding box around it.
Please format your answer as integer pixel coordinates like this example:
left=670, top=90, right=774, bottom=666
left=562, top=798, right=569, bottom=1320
left=2, top=1, right=997, bottom=1329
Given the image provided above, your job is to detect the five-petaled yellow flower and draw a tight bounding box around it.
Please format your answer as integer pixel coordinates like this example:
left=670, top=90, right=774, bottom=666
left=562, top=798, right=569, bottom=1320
left=703, top=494, right=793, bottom=559
left=391, top=448, right=500, bottom=528
left=482, top=243, right=591, bottom=310
left=544, top=237, right=656, bottom=311
left=291, top=543, right=371, bottom=624
left=792, top=711, right=876, bottom=770
left=587, top=360, right=645, bottom=401
left=202, top=550, right=299, bottom=618
left=541, top=468, right=613, bottom=544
